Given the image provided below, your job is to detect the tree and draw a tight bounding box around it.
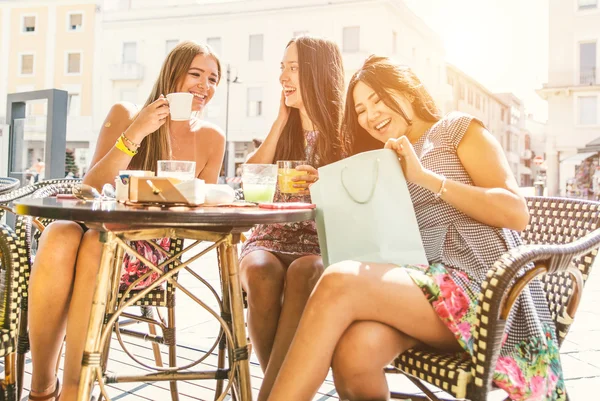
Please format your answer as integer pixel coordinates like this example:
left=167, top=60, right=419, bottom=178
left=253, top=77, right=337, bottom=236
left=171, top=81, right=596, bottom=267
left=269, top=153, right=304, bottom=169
left=65, top=149, right=79, bottom=177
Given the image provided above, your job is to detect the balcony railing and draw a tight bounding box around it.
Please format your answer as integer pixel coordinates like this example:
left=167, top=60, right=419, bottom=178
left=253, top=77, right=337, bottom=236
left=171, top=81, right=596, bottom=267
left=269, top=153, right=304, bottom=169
left=580, top=69, right=596, bottom=85
left=108, top=63, right=145, bottom=81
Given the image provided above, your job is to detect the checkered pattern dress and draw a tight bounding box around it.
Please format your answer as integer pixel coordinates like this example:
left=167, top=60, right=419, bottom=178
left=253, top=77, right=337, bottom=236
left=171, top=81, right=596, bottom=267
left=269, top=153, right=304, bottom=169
left=404, top=112, right=565, bottom=400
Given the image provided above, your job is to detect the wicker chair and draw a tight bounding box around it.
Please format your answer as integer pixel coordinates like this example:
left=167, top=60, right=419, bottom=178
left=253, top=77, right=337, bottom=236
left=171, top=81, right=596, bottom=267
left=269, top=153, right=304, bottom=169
left=0, top=223, right=24, bottom=401
left=387, top=196, right=600, bottom=401
left=11, top=181, right=184, bottom=401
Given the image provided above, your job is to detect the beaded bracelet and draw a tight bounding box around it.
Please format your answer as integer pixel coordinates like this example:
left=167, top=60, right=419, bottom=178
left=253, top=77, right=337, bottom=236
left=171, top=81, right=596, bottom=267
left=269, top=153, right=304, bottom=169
left=115, top=135, right=137, bottom=157
left=121, top=132, right=140, bottom=149
left=434, top=176, right=447, bottom=200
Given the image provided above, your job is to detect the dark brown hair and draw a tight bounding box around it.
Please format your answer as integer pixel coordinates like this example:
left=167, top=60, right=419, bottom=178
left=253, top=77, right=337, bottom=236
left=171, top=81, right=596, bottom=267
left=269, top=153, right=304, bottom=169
left=130, top=41, right=222, bottom=171
left=273, top=36, right=345, bottom=167
left=342, top=55, right=441, bottom=156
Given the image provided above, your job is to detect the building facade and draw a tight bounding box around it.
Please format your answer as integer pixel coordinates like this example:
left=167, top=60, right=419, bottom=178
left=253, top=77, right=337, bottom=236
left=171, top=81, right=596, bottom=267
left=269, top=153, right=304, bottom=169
left=97, top=0, right=451, bottom=176
left=0, top=0, right=98, bottom=177
left=446, top=64, right=535, bottom=185
left=538, top=0, right=600, bottom=196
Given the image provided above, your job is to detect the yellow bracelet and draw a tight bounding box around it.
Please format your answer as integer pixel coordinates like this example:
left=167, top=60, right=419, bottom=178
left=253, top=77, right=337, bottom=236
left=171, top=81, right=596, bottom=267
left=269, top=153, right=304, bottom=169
left=115, top=135, right=137, bottom=157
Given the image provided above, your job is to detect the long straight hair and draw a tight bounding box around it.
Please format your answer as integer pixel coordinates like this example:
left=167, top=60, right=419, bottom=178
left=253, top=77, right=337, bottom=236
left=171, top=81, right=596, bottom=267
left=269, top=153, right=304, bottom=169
left=129, top=41, right=222, bottom=171
left=342, top=55, right=441, bottom=156
left=272, top=36, right=345, bottom=168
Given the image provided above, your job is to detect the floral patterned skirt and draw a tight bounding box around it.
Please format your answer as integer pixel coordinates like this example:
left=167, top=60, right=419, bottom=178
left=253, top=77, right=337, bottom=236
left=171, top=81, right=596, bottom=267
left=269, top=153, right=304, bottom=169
left=119, top=238, right=171, bottom=291
left=404, top=263, right=566, bottom=401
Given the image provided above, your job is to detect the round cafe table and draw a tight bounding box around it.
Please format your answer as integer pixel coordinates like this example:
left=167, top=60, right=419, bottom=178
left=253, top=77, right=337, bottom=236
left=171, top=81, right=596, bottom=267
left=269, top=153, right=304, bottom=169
left=13, top=197, right=315, bottom=401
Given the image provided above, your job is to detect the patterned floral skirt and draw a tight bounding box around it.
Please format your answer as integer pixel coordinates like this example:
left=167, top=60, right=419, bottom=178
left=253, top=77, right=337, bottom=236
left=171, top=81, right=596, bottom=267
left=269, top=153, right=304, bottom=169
left=119, top=238, right=172, bottom=291
left=404, top=263, right=566, bottom=401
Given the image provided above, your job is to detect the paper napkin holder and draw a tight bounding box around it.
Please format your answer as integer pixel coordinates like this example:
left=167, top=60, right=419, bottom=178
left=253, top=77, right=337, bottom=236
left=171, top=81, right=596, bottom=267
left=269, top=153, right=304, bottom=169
left=128, top=177, right=205, bottom=205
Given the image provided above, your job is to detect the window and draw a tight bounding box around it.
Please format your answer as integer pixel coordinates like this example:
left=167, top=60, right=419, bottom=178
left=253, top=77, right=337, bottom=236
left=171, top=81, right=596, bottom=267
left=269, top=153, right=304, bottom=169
left=68, top=13, right=83, bottom=31
left=165, top=39, right=178, bottom=55
left=122, top=42, right=137, bottom=63
left=579, top=96, right=598, bottom=125
left=67, top=93, right=81, bottom=116
left=580, top=42, right=596, bottom=85
left=249, top=34, right=263, bottom=61
left=247, top=88, right=262, bottom=117
left=67, top=53, right=81, bottom=74
left=475, top=94, right=481, bottom=109
left=20, top=54, right=34, bottom=75
left=459, top=83, right=465, bottom=100
left=23, top=16, right=36, bottom=33
left=392, top=31, right=397, bottom=54
left=447, top=75, right=454, bottom=86
left=207, top=37, right=221, bottom=56
left=578, top=0, right=597, bottom=10
left=467, top=88, right=473, bottom=105
left=343, top=26, right=360, bottom=52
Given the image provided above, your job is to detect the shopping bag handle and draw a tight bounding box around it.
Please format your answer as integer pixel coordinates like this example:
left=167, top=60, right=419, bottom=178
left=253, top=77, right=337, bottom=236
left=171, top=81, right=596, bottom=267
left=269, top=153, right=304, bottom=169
left=341, top=158, right=379, bottom=204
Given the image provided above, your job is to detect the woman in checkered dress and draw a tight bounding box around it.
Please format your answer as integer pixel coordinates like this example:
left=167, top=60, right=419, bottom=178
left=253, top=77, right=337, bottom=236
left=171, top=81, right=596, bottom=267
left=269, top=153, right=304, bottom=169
left=267, top=56, right=565, bottom=401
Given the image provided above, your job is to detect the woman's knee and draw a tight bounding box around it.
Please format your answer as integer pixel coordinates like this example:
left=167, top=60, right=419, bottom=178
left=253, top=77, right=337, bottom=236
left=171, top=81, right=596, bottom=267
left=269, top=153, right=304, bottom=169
left=34, top=221, right=84, bottom=274
left=39, top=220, right=84, bottom=247
left=285, top=256, right=324, bottom=291
left=312, top=260, right=362, bottom=300
left=240, top=252, right=285, bottom=294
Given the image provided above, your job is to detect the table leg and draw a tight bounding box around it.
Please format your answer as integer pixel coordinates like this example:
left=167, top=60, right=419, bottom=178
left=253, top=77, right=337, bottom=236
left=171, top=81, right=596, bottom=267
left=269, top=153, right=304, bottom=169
left=77, top=232, right=117, bottom=401
left=215, top=243, right=230, bottom=400
left=223, top=235, right=252, bottom=400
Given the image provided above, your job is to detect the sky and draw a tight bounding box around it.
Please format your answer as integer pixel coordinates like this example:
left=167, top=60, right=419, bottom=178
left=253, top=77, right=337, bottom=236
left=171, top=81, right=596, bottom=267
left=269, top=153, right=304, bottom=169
left=403, top=0, right=549, bottom=121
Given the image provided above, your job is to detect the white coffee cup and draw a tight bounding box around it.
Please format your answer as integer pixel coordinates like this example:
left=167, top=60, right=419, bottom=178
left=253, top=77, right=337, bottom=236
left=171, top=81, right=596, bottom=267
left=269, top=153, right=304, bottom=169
left=166, top=92, right=193, bottom=121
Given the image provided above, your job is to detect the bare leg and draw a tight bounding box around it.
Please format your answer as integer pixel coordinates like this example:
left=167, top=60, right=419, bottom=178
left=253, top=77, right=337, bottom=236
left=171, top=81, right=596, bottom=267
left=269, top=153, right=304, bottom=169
left=240, top=251, right=286, bottom=371
left=257, top=255, right=323, bottom=401
left=267, top=261, right=461, bottom=401
left=60, top=230, right=103, bottom=401
left=332, top=321, right=418, bottom=401
left=28, top=221, right=84, bottom=400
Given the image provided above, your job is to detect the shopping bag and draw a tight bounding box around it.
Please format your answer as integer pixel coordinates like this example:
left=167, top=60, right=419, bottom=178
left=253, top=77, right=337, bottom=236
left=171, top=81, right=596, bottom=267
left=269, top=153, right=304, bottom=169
left=310, top=149, right=428, bottom=267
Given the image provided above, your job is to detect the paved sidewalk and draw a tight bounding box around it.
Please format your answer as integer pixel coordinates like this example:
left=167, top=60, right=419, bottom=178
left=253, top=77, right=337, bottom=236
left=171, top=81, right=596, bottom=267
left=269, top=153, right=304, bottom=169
left=10, top=247, right=600, bottom=400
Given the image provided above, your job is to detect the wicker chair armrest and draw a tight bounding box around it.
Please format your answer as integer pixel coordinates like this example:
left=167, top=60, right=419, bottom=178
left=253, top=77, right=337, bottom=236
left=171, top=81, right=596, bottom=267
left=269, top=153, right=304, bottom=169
left=469, top=227, right=600, bottom=399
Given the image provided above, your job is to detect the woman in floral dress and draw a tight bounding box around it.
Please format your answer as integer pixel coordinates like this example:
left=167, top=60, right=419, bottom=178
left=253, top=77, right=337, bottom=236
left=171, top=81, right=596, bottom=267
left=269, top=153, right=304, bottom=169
left=27, top=41, right=225, bottom=401
left=240, top=35, right=345, bottom=400
left=267, top=56, right=565, bottom=401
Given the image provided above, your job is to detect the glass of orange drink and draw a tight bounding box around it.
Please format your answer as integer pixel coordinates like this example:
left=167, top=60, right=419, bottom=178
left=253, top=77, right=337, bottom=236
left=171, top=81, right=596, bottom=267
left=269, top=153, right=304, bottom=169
left=277, top=160, right=307, bottom=197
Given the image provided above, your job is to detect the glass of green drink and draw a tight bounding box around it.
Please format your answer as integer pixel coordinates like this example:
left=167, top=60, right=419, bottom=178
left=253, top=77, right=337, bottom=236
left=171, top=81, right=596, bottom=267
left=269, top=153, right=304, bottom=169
left=241, top=164, right=277, bottom=203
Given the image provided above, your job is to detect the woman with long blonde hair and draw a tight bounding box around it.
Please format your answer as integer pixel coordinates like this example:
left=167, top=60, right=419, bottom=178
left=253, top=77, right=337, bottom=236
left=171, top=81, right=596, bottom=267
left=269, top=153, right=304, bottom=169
left=27, top=41, right=225, bottom=401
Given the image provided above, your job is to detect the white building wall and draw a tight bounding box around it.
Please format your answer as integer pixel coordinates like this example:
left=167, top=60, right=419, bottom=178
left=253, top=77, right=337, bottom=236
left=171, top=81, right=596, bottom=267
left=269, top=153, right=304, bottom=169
left=539, top=0, right=600, bottom=196
left=96, top=0, right=449, bottom=171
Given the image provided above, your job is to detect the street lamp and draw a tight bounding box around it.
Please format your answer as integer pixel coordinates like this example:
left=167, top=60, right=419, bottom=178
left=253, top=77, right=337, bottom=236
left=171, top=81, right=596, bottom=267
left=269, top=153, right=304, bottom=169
left=224, top=64, right=241, bottom=178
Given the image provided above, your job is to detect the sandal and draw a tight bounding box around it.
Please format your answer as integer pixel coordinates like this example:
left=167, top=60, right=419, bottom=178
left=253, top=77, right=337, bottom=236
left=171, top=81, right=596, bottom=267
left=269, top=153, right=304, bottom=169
left=29, top=378, right=61, bottom=401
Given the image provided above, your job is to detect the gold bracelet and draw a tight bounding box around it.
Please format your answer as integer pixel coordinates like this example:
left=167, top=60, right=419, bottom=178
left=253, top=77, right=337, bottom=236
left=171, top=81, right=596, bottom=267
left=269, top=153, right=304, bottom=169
left=115, top=135, right=137, bottom=156
left=121, top=132, right=140, bottom=149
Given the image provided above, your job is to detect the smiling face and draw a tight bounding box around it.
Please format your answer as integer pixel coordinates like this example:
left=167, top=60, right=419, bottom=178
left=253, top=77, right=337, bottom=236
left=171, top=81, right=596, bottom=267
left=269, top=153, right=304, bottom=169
left=352, top=80, right=414, bottom=143
left=279, top=42, right=304, bottom=110
left=176, top=53, right=219, bottom=112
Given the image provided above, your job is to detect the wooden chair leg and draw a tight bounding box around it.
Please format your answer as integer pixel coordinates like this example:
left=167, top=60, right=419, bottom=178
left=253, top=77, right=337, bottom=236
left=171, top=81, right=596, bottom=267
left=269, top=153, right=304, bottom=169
left=140, top=306, right=163, bottom=367
left=4, top=353, right=17, bottom=401
left=214, top=329, right=226, bottom=400
left=16, top=305, right=28, bottom=401
left=166, top=302, right=179, bottom=401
